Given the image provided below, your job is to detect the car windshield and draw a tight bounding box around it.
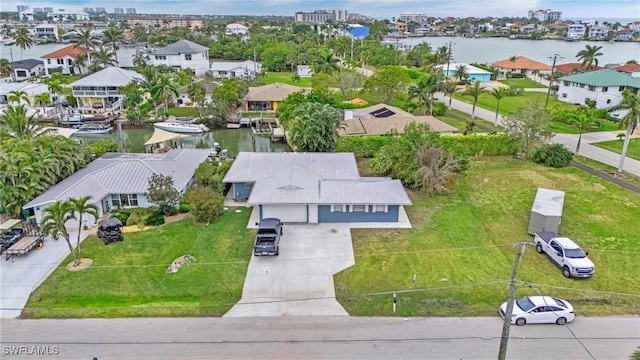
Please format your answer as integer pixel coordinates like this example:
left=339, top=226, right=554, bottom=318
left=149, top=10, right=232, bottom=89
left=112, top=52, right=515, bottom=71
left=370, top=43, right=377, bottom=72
left=565, top=248, right=586, bottom=258
left=552, top=297, right=567, bottom=308
left=515, top=297, right=536, bottom=312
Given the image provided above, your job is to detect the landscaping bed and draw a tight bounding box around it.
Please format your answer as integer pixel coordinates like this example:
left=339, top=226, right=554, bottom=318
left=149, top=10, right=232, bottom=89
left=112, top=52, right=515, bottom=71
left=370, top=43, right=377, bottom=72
left=335, top=157, right=640, bottom=317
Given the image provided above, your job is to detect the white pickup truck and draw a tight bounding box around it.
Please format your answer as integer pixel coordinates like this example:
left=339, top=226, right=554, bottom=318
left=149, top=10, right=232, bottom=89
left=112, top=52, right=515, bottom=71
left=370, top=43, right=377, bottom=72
left=534, top=232, right=595, bottom=278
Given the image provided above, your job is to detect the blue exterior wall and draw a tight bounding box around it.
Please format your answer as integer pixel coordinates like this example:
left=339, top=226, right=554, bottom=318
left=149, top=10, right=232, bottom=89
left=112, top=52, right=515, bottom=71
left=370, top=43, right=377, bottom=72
left=232, top=182, right=253, bottom=200
left=350, top=26, right=369, bottom=38
left=318, top=205, right=399, bottom=223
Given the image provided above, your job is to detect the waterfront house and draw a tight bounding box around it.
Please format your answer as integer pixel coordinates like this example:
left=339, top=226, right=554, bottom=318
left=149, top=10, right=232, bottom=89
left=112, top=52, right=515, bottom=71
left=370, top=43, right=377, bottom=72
left=340, top=103, right=457, bottom=137
left=615, top=29, right=634, bottom=41
left=439, top=63, right=492, bottom=82
left=588, top=25, right=608, bottom=40
left=557, top=69, right=640, bottom=108
left=566, top=23, right=586, bottom=39
left=616, top=63, right=640, bottom=78
left=9, top=59, right=45, bottom=81
left=41, top=44, right=91, bottom=75
left=23, top=149, right=211, bottom=228
left=554, top=62, right=603, bottom=75
left=69, top=67, right=144, bottom=111
left=242, top=83, right=305, bottom=112
left=491, top=56, right=551, bottom=79
left=210, top=60, right=262, bottom=80
left=35, top=24, right=59, bottom=40
left=222, top=152, right=412, bottom=225
left=0, top=83, right=50, bottom=106
left=150, top=39, right=209, bottom=75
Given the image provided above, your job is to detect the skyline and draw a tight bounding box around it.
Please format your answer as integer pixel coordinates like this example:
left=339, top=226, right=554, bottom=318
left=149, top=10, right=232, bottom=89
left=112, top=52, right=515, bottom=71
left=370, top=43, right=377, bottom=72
left=1, top=0, right=639, bottom=20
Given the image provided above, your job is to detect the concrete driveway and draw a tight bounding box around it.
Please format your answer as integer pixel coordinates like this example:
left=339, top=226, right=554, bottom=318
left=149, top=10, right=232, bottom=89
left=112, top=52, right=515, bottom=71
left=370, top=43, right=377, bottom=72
left=224, top=224, right=354, bottom=317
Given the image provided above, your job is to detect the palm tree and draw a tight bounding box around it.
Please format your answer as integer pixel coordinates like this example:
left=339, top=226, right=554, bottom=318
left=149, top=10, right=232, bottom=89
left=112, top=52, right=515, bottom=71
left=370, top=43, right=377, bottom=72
left=132, top=51, right=147, bottom=67
left=462, top=81, right=487, bottom=119
left=74, top=53, right=88, bottom=74
left=455, top=64, right=469, bottom=83
left=74, top=26, right=98, bottom=63
left=33, top=93, right=52, bottom=115
left=0, top=105, right=53, bottom=140
left=491, top=87, right=508, bottom=122
left=576, top=45, right=604, bottom=69
left=0, top=58, right=13, bottom=79
left=45, top=76, right=64, bottom=120
left=14, top=27, right=33, bottom=60
left=68, top=196, right=99, bottom=260
left=409, top=73, right=444, bottom=115
left=569, top=113, right=596, bottom=156
left=93, top=46, right=117, bottom=69
left=408, top=77, right=431, bottom=115
left=101, top=25, right=124, bottom=65
left=442, top=81, right=458, bottom=109
left=609, top=90, right=640, bottom=176
left=151, top=75, right=179, bottom=116
left=8, top=90, right=30, bottom=105
left=313, top=49, right=340, bottom=75
left=41, top=200, right=81, bottom=266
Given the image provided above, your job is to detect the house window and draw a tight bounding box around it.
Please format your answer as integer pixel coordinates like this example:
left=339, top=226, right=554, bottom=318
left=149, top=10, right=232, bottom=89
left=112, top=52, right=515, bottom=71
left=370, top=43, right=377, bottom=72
left=219, top=71, right=227, bottom=75
left=579, top=84, right=585, bottom=88
left=155, top=55, right=167, bottom=60
left=606, top=99, right=612, bottom=104
left=602, top=87, right=608, bottom=92
left=619, top=86, right=625, bottom=91
left=16, top=70, right=27, bottom=77
left=57, top=59, right=64, bottom=65
left=561, top=93, right=567, bottom=98
left=372, top=205, right=388, bottom=213
left=111, top=194, right=139, bottom=208
left=185, top=54, right=192, bottom=61
left=350, top=205, right=367, bottom=212
left=331, top=204, right=346, bottom=212
left=47, top=59, right=51, bottom=64
left=588, top=85, right=595, bottom=91
left=563, top=81, right=569, bottom=86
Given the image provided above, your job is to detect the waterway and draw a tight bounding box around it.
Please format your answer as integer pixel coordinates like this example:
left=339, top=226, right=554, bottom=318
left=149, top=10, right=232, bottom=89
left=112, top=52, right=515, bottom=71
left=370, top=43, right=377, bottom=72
left=74, top=127, right=288, bottom=156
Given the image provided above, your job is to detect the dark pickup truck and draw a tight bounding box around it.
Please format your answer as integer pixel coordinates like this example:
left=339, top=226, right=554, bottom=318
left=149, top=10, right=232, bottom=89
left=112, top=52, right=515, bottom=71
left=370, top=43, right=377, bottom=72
left=253, top=218, right=283, bottom=256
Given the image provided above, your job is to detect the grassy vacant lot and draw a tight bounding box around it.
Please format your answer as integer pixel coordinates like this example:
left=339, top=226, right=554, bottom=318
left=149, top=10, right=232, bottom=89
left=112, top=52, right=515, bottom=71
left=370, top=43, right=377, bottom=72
left=167, top=107, right=199, bottom=117
left=454, top=91, right=554, bottom=117
left=23, top=210, right=254, bottom=318
left=593, top=138, right=640, bottom=161
left=498, top=78, right=547, bottom=89
left=257, top=72, right=312, bottom=87
left=335, top=157, right=640, bottom=317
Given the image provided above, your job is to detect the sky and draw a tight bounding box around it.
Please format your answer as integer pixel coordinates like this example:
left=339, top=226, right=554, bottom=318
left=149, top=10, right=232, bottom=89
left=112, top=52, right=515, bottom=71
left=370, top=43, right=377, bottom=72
left=1, top=0, right=638, bottom=20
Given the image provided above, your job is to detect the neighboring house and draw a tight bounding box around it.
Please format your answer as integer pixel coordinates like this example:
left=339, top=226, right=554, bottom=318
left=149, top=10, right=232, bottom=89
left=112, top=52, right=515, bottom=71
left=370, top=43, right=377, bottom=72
left=150, top=39, right=210, bottom=75
left=588, top=25, right=608, bottom=39
left=616, top=29, right=634, bottom=40
left=35, top=24, right=59, bottom=40
left=41, top=44, right=91, bottom=75
left=554, top=62, right=603, bottom=75
left=0, top=82, right=50, bottom=105
left=222, top=152, right=412, bottom=224
left=297, top=65, right=312, bottom=77
left=557, top=69, right=640, bottom=108
left=520, top=24, right=546, bottom=34
left=70, top=67, right=144, bottom=111
left=616, top=63, right=640, bottom=78
left=209, top=60, right=262, bottom=80
left=567, top=23, right=586, bottom=38
left=9, top=59, right=45, bottom=81
left=242, top=83, right=305, bottom=111
left=491, top=56, right=552, bottom=78
left=439, top=63, right=492, bottom=82
left=340, top=103, right=457, bottom=137
left=23, top=149, right=211, bottom=228
left=225, top=22, right=250, bottom=35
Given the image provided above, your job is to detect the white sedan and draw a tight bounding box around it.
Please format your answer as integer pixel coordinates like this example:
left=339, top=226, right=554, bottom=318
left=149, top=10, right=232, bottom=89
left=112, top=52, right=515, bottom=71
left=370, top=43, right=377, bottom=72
left=500, top=296, right=575, bottom=326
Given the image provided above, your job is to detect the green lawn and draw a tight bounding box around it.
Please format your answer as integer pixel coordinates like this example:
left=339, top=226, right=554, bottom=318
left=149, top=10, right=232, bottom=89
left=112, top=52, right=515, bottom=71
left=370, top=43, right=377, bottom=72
left=167, top=107, right=199, bottom=117
left=572, top=155, right=640, bottom=188
left=593, top=138, right=640, bottom=161
left=24, top=210, right=254, bottom=318
left=446, top=109, right=504, bottom=133
left=255, top=72, right=312, bottom=87
left=498, top=79, right=547, bottom=89
left=335, top=157, right=640, bottom=317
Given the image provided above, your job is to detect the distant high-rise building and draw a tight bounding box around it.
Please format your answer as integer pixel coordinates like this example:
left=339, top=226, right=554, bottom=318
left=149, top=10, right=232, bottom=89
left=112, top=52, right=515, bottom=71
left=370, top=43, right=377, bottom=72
left=95, top=7, right=106, bottom=13
left=83, top=7, right=94, bottom=13
left=17, top=5, right=29, bottom=12
left=43, top=7, right=53, bottom=13
left=295, top=9, right=348, bottom=24
left=33, top=8, right=43, bottom=13
left=126, top=8, right=136, bottom=14
left=113, top=8, right=124, bottom=14
left=528, top=9, right=562, bottom=21
left=399, top=12, right=429, bottom=24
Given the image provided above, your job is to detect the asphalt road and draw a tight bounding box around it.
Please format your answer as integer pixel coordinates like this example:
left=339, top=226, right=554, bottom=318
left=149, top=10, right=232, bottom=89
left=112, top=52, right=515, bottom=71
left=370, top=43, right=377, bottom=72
left=1, top=317, right=638, bottom=359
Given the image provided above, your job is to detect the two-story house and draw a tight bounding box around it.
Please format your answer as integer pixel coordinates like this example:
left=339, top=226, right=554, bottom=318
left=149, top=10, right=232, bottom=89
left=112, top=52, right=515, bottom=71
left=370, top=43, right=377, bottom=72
left=566, top=23, right=586, bottom=39
left=150, top=39, right=210, bottom=75
left=35, top=24, right=59, bottom=40
left=41, top=44, right=91, bottom=75
left=557, top=69, right=640, bottom=108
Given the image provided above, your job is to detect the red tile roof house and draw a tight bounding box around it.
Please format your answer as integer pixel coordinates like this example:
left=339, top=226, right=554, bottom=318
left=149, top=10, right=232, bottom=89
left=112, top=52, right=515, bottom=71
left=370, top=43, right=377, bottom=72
left=491, top=56, right=552, bottom=79
left=40, top=44, right=92, bottom=75
left=616, top=63, right=640, bottom=78
left=554, top=62, right=603, bottom=76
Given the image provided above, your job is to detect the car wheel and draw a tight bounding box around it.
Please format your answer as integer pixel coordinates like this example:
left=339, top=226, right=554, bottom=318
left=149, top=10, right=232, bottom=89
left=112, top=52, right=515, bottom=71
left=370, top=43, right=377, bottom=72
left=556, top=317, right=567, bottom=325
left=275, top=250, right=279, bottom=256
left=536, top=244, right=543, bottom=254
left=515, top=318, right=526, bottom=326
left=562, top=267, right=571, bottom=278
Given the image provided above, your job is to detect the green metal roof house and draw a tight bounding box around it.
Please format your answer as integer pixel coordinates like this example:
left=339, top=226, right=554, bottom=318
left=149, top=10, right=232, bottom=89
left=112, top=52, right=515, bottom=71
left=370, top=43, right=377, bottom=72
left=557, top=69, right=640, bottom=108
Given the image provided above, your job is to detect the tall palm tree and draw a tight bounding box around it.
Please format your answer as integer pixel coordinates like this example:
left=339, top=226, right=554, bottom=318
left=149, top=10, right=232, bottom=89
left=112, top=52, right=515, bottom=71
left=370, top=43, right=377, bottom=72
left=68, top=196, right=99, bottom=260
left=462, top=81, right=487, bottom=119
left=455, top=64, right=469, bottom=83
left=45, top=76, right=64, bottom=120
left=313, top=49, right=340, bottom=75
left=0, top=105, right=53, bottom=140
left=442, top=81, right=458, bottom=109
left=132, top=51, right=147, bottom=67
left=14, top=27, right=33, bottom=60
left=93, top=46, right=117, bottom=69
left=41, top=200, right=80, bottom=266
left=187, top=81, right=206, bottom=119
left=0, top=58, right=13, bottom=79
left=101, top=25, right=124, bottom=65
left=33, top=93, right=52, bottom=115
left=151, top=75, right=179, bottom=116
left=73, top=53, right=88, bottom=74
left=576, top=45, right=604, bottom=69
left=491, top=87, right=508, bottom=122
left=8, top=90, right=30, bottom=105
left=74, top=26, right=98, bottom=64
left=609, top=90, right=640, bottom=176
left=569, top=113, right=596, bottom=156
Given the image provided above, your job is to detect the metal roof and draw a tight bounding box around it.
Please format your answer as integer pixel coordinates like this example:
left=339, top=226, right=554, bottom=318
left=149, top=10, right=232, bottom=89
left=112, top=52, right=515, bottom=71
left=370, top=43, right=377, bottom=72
left=559, top=69, right=640, bottom=87
left=24, top=149, right=210, bottom=209
left=210, top=60, right=261, bottom=72
left=9, top=59, right=44, bottom=70
left=150, top=39, right=208, bottom=55
left=70, top=67, right=144, bottom=87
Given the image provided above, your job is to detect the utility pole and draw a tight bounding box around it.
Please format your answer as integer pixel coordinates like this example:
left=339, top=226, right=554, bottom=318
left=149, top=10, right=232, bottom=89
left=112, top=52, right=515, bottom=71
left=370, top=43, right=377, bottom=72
left=498, top=241, right=535, bottom=360
left=545, top=53, right=563, bottom=107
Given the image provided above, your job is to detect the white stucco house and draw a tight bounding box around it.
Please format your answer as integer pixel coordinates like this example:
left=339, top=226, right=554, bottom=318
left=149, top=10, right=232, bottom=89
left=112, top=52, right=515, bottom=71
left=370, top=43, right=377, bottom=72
left=557, top=69, right=640, bottom=108
left=209, top=60, right=262, bottom=80
left=9, top=59, right=45, bottom=81
left=23, top=149, right=211, bottom=228
left=150, top=39, right=210, bottom=76
left=41, top=44, right=91, bottom=75
left=567, top=23, right=586, bottom=39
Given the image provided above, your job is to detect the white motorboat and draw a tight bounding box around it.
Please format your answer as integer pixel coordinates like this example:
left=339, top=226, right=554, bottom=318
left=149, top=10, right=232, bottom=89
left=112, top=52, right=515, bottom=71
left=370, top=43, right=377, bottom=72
left=74, top=123, right=113, bottom=135
left=153, top=121, right=209, bottom=134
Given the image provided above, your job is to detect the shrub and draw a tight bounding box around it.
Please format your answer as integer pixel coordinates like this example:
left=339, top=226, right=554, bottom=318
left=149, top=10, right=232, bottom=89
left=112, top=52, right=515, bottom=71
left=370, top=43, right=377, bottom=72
left=144, top=211, right=165, bottom=226
left=432, top=101, right=448, bottom=116
left=533, top=144, right=573, bottom=168
left=179, top=203, right=190, bottom=213
left=184, top=187, right=224, bottom=224
left=111, top=212, right=130, bottom=226
left=126, top=208, right=155, bottom=226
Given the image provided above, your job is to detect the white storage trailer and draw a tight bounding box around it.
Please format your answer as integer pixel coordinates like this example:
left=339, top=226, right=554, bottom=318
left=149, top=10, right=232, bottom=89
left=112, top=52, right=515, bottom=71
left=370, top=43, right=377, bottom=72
left=527, top=188, right=565, bottom=235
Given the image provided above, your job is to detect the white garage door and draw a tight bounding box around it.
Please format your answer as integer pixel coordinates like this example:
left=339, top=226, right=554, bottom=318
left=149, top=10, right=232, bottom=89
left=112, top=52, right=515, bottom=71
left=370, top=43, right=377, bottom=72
left=262, top=205, right=308, bottom=223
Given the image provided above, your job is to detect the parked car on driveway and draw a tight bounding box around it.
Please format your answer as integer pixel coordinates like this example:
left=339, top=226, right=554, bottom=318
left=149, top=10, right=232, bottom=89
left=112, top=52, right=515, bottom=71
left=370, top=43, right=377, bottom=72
left=500, top=296, right=575, bottom=326
left=253, top=218, right=283, bottom=256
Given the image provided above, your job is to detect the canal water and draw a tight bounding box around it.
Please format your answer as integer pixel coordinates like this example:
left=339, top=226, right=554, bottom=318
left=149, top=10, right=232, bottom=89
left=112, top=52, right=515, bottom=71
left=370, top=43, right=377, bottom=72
left=74, top=127, right=289, bottom=156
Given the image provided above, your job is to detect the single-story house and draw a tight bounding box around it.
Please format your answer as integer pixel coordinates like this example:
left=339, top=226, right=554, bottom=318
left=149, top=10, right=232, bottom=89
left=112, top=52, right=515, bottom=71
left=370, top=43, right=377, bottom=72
left=242, top=83, right=305, bottom=111
left=23, top=149, right=211, bottom=228
left=0, top=82, right=50, bottom=105
left=439, top=63, right=492, bottom=82
left=210, top=60, right=262, bottom=80
left=340, top=103, right=457, bottom=136
left=554, top=62, right=603, bottom=76
left=616, top=63, right=640, bottom=78
left=222, top=152, right=412, bottom=224
left=41, top=44, right=92, bottom=75
left=225, top=21, right=250, bottom=35
left=491, top=56, right=552, bottom=79
left=9, top=59, right=45, bottom=81
left=557, top=69, right=640, bottom=108
left=70, top=67, right=144, bottom=111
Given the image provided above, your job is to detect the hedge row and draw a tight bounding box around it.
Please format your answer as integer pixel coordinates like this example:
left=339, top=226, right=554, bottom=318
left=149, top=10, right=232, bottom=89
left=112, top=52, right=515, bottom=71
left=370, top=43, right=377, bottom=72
left=336, top=134, right=519, bottom=158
